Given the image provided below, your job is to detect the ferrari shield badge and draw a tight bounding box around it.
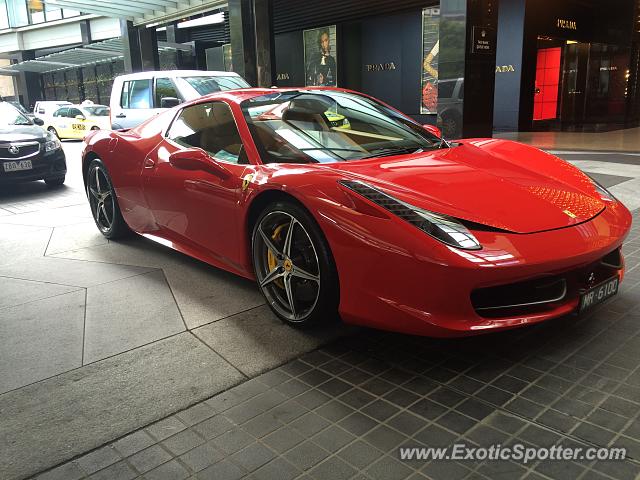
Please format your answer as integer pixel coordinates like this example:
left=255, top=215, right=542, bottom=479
left=242, top=174, right=254, bottom=191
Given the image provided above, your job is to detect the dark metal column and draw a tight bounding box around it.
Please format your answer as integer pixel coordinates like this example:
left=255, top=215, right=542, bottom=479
left=229, top=0, right=274, bottom=86
left=439, top=0, right=499, bottom=138
left=165, top=24, right=185, bottom=68
left=120, top=21, right=159, bottom=73
left=121, top=20, right=142, bottom=73
left=139, top=26, right=160, bottom=71
left=15, top=50, right=42, bottom=110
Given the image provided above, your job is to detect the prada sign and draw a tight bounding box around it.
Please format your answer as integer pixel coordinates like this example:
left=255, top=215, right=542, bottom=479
left=496, top=65, right=516, bottom=73
left=277, top=72, right=290, bottom=80
left=557, top=19, right=577, bottom=30
left=365, top=62, right=397, bottom=72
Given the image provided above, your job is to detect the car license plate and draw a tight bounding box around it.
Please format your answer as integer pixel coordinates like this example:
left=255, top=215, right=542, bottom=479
left=579, top=276, right=619, bottom=313
left=72, top=124, right=86, bottom=130
left=3, top=160, right=33, bottom=172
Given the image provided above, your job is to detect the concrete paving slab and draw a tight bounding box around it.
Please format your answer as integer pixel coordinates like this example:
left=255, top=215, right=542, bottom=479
left=51, top=236, right=196, bottom=269
left=0, top=208, right=90, bottom=228
left=84, top=270, right=185, bottom=363
left=0, top=276, right=80, bottom=310
left=45, top=222, right=108, bottom=256
left=0, top=257, right=155, bottom=288
left=193, top=305, right=356, bottom=377
left=163, top=262, right=264, bottom=330
left=0, top=227, right=53, bottom=267
left=0, top=333, right=244, bottom=480
left=0, top=290, right=85, bottom=394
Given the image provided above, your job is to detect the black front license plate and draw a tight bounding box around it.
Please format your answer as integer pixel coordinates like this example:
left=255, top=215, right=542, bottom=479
left=579, top=276, right=619, bottom=313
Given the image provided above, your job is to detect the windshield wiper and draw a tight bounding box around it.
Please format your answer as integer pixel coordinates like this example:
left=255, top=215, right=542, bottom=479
left=361, top=147, right=424, bottom=159
left=298, top=147, right=364, bottom=153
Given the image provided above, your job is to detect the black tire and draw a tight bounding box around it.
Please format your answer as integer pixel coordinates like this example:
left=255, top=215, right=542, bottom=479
left=47, top=127, right=59, bottom=138
left=252, top=200, right=339, bottom=328
left=91, top=126, right=100, bottom=131
left=86, top=158, right=130, bottom=239
left=44, top=176, right=65, bottom=187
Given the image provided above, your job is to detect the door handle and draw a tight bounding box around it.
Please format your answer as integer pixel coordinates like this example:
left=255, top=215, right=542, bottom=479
left=116, top=113, right=126, bottom=118
left=144, top=158, right=155, bottom=169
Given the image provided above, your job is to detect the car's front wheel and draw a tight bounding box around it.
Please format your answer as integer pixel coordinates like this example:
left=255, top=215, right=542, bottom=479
left=252, top=201, right=339, bottom=328
left=86, top=158, right=130, bottom=239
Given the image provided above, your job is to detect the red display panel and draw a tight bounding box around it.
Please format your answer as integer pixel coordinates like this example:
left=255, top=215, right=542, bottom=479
left=533, top=47, right=561, bottom=121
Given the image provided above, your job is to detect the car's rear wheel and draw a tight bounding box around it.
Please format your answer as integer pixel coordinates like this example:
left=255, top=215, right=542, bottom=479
left=47, top=127, right=59, bottom=138
left=91, top=126, right=100, bottom=131
left=252, top=201, right=339, bottom=328
left=86, top=158, right=130, bottom=239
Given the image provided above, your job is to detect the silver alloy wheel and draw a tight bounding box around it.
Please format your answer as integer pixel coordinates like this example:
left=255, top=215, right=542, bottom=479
left=87, top=165, right=115, bottom=234
left=254, top=211, right=321, bottom=322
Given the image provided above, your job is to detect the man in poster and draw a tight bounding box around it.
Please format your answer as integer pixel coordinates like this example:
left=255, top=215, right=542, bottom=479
left=306, top=29, right=337, bottom=86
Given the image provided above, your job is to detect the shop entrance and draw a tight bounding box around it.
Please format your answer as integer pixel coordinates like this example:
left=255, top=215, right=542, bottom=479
left=533, top=37, right=630, bottom=131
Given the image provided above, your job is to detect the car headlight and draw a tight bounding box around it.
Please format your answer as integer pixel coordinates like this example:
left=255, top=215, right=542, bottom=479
left=44, top=134, right=61, bottom=152
left=339, top=180, right=482, bottom=250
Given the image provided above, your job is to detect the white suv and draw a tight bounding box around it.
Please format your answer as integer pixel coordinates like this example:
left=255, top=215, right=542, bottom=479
left=109, top=70, right=250, bottom=129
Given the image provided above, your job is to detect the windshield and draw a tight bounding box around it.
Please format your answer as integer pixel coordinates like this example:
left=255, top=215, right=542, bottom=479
left=241, top=91, right=442, bottom=164
left=0, top=103, right=32, bottom=126
left=9, top=102, right=29, bottom=115
left=82, top=106, right=110, bottom=116
left=181, top=76, right=250, bottom=95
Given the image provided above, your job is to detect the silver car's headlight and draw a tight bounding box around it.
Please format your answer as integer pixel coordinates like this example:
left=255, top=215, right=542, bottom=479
left=44, top=134, right=61, bottom=152
left=339, top=180, right=482, bottom=250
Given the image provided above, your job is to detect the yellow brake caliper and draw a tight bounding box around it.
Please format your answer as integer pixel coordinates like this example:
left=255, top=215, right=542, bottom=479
left=267, top=224, right=287, bottom=288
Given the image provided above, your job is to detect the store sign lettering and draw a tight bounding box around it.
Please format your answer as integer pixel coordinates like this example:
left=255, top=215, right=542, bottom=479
left=277, top=72, right=290, bottom=80
left=557, top=19, right=577, bottom=30
left=496, top=65, right=516, bottom=73
left=365, top=62, right=397, bottom=72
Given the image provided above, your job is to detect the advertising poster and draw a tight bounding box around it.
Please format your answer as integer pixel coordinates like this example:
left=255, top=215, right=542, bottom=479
left=421, top=8, right=440, bottom=114
left=304, top=25, right=337, bottom=86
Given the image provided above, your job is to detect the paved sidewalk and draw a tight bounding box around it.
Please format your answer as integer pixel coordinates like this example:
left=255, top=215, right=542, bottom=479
left=35, top=216, right=640, bottom=479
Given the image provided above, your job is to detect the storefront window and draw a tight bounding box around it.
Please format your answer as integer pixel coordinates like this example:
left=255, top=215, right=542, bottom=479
left=45, top=4, right=62, bottom=21
left=0, top=0, right=9, bottom=29
left=63, top=9, right=80, bottom=18
left=27, top=0, right=45, bottom=24
left=7, top=0, right=29, bottom=27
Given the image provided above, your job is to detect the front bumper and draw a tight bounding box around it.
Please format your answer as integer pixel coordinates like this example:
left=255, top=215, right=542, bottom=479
left=319, top=200, right=632, bottom=337
left=0, top=149, right=66, bottom=184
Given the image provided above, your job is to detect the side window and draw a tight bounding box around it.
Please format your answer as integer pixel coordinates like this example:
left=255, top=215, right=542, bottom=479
left=53, top=108, right=66, bottom=117
left=120, top=81, right=130, bottom=108
left=120, top=79, right=152, bottom=109
left=167, top=102, right=245, bottom=164
left=68, top=108, right=82, bottom=118
left=155, top=78, right=179, bottom=107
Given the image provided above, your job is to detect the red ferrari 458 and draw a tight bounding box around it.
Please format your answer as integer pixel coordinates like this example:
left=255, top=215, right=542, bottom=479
left=82, top=88, right=632, bottom=337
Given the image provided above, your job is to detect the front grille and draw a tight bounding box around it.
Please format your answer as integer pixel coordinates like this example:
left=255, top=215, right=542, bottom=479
left=471, top=248, right=624, bottom=318
left=0, top=142, right=40, bottom=160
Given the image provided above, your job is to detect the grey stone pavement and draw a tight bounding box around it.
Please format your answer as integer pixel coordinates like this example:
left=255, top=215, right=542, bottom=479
left=1, top=141, right=639, bottom=480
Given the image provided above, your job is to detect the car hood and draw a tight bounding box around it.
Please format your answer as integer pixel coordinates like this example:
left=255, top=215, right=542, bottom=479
left=0, top=124, right=46, bottom=142
left=326, top=139, right=606, bottom=234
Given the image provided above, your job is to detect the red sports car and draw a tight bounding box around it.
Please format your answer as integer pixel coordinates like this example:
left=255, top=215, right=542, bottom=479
left=82, top=88, right=632, bottom=337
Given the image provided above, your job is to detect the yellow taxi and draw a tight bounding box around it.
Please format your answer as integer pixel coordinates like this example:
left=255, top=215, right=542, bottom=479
left=45, top=105, right=110, bottom=140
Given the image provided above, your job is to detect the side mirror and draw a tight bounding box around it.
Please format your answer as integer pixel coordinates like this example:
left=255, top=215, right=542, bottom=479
left=33, top=117, right=44, bottom=126
left=161, top=97, right=181, bottom=108
left=169, top=148, right=230, bottom=178
left=75, top=115, right=85, bottom=120
left=423, top=124, right=442, bottom=139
